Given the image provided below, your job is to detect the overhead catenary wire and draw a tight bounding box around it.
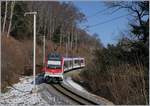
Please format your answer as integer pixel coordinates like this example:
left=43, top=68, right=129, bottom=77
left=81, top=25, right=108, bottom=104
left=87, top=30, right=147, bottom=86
left=84, top=13, right=130, bottom=29
left=86, top=7, right=112, bottom=19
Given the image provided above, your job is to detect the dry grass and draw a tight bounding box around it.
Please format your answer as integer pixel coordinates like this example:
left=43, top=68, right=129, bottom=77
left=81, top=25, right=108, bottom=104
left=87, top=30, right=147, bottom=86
left=1, top=35, right=94, bottom=91
left=105, top=64, right=148, bottom=104
left=2, top=36, right=25, bottom=91
left=1, top=35, right=44, bottom=91
left=73, top=63, right=149, bottom=105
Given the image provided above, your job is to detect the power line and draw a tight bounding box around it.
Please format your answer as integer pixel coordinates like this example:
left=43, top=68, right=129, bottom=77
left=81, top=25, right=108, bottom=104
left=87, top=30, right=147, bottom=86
left=85, top=13, right=130, bottom=29
left=86, top=7, right=111, bottom=19
left=80, top=7, right=112, bottom=28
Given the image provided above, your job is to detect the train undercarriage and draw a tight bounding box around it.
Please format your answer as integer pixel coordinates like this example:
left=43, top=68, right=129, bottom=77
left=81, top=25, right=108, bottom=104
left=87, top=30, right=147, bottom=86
left=44, top=74, right=63, bottom=83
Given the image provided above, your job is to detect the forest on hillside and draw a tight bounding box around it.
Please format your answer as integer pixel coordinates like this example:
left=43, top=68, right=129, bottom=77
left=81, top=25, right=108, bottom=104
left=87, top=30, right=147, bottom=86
left=1, top=1, right=149, bottom=105
left=1, top=1, right=101, bottom=92
left=1, top=1, right=100, bottom=49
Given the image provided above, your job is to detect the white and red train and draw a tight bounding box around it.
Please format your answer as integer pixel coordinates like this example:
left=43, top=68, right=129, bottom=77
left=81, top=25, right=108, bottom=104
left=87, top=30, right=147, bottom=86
left=41, top=53, right=85, bottom=83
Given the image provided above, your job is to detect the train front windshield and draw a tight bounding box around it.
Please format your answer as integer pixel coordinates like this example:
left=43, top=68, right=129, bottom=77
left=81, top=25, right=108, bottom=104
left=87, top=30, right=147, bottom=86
left=47, top=53, right=62, bottom=69
left=47, top=59, right=61, bottom=69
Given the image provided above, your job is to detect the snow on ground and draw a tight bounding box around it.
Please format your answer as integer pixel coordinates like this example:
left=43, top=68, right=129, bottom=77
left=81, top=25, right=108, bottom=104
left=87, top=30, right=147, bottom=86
left=0, top=75, right=113, bottom=105
left=0, top=76, right=49, bottom=105
left=64, top=77, right=87, bottom=93
left=63, top=77, right=114, bottom=105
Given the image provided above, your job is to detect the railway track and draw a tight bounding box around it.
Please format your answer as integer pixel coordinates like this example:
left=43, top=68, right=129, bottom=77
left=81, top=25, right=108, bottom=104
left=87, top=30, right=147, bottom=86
left=50, top=83, right=99, bottom=105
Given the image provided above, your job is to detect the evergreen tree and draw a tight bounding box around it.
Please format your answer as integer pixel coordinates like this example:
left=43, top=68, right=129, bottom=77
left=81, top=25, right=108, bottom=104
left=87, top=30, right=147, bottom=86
left=11, top=2, right=32, bottom=39
left=52, top=25, right=61, bottom=44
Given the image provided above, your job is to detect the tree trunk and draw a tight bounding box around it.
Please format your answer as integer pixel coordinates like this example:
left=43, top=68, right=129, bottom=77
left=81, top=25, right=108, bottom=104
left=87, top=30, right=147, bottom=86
left=43, top=21, right=47, bottom=37
left=67, top=31, right=70, bottom=56
left=60, top=25, right=63, bottom=48
left=75, top=29, right=78, bottom=53
left=49, top=12, right=52, bottom=40
left=43, top=8, right=48, bottom=37
left=71, top=25, right=73, bottom=50
left=2, top=1, right=8, bottom=33
left=7, top=1, right=15, bottom=38
left=52, top=16, right=54, bottom=39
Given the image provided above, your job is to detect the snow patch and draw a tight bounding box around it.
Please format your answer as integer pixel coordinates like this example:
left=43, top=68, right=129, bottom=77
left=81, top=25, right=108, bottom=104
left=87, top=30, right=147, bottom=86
left=0, top=76, right=49, bottom=105
left=64, top=77, right=87, bottom=92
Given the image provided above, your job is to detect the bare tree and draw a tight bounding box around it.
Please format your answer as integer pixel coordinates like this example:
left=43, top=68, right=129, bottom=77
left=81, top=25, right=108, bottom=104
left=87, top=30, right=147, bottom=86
left=7, top=1, right=15, bottom=37
left=105, top=1, right=149, bottom=43
left=2, top=1, right=8, bottom=33
left=75, top=28, right=78, bottom=53
left=59, top=25, right=63, bottom=48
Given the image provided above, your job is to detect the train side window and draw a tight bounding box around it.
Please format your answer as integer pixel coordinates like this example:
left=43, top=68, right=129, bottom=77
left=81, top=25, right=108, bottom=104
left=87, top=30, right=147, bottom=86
left=70, top=61, right=72, bottom=66
left=78, top=60, right=81, bottom=64
left=64, top=61, right=68, bottom=68
left=75, top=60, right=78, bottom=64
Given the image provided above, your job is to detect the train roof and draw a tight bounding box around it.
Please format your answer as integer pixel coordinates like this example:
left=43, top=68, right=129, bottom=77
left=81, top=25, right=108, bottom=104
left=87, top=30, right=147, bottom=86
left=63, top=57, right=84, bottom=61
left=47, top=53, right=84, bottom=61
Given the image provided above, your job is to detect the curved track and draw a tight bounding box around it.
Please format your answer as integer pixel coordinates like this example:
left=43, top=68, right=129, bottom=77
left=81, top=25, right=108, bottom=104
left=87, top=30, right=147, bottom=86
left=50, top=83, right=99, bottom=105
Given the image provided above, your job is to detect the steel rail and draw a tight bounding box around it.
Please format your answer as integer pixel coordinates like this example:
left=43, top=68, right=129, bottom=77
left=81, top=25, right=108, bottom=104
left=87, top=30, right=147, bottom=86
left=51, top=84, right=99, bottom=105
